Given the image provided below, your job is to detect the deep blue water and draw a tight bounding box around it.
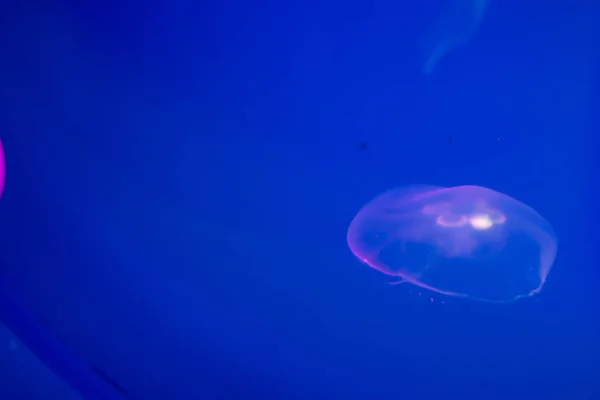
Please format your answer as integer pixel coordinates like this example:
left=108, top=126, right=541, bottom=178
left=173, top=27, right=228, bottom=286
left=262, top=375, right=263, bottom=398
left=0, top=0, right=597, bottom=399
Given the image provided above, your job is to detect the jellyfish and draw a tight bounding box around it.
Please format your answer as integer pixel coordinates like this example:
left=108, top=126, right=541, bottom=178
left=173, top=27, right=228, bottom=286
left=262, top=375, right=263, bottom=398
left=419, top=0, right=488, bottom=74
left=347, top=185, right=557, bottom=303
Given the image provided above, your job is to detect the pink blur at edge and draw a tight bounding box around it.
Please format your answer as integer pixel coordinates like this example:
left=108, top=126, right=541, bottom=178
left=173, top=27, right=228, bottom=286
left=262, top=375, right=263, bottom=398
left=0, top=138, right=5, bottom=197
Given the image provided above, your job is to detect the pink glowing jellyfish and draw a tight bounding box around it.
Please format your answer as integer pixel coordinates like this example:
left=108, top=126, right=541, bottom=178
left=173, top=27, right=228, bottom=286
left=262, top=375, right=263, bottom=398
left=347, top=185, right=557, bottom=303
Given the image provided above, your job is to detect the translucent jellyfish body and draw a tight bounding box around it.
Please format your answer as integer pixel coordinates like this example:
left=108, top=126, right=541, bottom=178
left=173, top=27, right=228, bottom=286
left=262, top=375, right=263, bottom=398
left=419, top=0, right=488, bottom=74
left=347, top=185, right=557, bottom=303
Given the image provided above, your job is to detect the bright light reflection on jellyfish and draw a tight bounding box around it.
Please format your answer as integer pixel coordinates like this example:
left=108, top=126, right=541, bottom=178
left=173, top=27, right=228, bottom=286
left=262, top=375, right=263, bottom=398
left=419, top=0, right=488, bottom=74
left=347, top=185, right=557, bottom=303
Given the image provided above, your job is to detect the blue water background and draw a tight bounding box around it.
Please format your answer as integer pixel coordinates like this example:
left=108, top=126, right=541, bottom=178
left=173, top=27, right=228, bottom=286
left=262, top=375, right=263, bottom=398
left=0, top=0, right=597, bottom=399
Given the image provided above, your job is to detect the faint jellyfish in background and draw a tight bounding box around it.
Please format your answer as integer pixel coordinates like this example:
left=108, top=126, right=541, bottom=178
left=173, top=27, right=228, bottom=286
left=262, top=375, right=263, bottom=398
left=347, top=185, right=557, bottom=303
left=419, top=0, right=489, bottom=74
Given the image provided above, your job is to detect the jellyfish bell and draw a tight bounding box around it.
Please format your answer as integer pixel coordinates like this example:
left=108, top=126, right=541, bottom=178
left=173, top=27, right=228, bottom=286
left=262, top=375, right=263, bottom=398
left=347, top=185, right=557, bottom=303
